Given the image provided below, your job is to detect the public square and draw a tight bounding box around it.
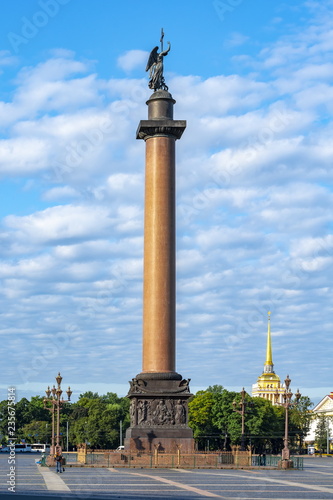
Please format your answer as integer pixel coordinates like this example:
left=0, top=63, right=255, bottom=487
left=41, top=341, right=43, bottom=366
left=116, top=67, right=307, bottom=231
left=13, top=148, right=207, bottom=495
left=0, top=3, right=332, bottom=498
left=0, top=455, right=333, bottom=499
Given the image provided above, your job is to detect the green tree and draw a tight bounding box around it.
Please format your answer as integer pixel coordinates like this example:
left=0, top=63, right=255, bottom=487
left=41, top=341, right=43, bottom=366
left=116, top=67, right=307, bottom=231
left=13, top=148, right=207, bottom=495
left=14, top=398, right=32, bottom=429
left=207, top=385, right=225, bottom=394
left=289, top=396, right=313, bottom=451
left=189, top=387, right=294, bottom=453
left=27, top=396, right=50, bottom=421
left=213, top=390, right=282, bottom=452
left=314, top=415, right=332, bottom=453
left=68, top=392, right=130, bottom=449
left=247, top=398, right=283, bottom=453
left=79, top=391, right=100, bottom=400
left=0, top=400, right=9, bottom=443
left=211, top=388, right=238, bottom=447
left=21, top=420, right=49, bottom=443
left=0, top=389, right=131, bottom=450
left=86, top=399, right=119, bottom=449
left=188, top=390, right=221, bottom=449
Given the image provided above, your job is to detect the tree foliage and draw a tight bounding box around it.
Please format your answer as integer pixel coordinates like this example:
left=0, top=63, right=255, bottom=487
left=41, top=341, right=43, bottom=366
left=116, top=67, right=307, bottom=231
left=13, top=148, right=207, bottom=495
left=0, top=392, right=130, bottom=450
left=69, top=394, right=130, bottom=449
left=0, top=387, right=313, bottom=453
left=189, top=387, right=313, bottom=453
left=289, top=395, right=313, bottom=447
left=314, top=415, right=333, bottom=452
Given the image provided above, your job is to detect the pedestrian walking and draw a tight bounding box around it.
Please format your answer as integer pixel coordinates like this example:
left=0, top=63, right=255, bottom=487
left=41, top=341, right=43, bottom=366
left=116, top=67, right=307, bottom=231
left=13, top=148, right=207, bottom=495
left=55, top=452, right=63, bottom=473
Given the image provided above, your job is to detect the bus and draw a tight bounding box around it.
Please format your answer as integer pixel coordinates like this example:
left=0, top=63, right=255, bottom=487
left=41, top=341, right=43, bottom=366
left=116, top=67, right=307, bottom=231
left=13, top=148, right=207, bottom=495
left=13, top=444, right=32, bottom=453
left=30, top=443, right=50, bottom=453
left=0, top=444, right=31, bottom=453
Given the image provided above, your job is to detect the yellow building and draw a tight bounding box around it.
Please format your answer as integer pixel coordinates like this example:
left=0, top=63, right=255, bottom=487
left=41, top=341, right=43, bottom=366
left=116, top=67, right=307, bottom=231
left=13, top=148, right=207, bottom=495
left=252, top=312, right=286, bottom=405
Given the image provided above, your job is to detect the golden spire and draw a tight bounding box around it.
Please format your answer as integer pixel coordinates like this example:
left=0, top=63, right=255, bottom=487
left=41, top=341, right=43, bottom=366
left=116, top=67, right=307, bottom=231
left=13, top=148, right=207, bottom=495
left=264, top=311, right=273, bottom=367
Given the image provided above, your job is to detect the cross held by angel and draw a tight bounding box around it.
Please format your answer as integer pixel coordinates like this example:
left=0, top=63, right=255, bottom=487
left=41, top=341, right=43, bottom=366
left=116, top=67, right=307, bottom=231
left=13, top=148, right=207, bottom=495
left=146, top=31, right=171, bottom=91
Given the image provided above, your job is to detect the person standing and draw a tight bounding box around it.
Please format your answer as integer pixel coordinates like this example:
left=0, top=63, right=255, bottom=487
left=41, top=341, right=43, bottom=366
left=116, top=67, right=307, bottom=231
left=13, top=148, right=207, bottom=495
left=55, top=452, right=63, bottom=473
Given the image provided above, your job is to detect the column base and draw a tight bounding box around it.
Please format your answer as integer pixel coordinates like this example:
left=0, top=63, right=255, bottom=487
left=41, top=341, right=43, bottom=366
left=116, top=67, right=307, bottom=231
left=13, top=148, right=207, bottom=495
left=125, top=372, right=194, bottom=454
left=46, top=455, right=55, bottom=467
left=278, top=459, right=294, bottom=469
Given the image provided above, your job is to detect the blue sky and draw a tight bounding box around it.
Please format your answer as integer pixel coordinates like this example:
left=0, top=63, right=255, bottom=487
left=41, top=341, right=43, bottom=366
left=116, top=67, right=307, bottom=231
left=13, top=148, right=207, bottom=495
left=0, top=0, right=333, bottom=405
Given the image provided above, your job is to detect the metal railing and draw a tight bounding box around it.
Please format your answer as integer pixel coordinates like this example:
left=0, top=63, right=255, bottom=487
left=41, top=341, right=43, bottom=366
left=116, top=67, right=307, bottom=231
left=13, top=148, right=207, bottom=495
left=73, top=451, right=251, bottom=468
left=62, top=452, right=78, bottom=463
left=252, top=455, right=303, bottom=469
left=61, top=451, right=303, bottom=470
left=292, top=456, right=304, bottom=470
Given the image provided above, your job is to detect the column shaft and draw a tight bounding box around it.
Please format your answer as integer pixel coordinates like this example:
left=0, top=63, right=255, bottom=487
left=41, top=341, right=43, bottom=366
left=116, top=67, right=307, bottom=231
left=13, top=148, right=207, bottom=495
left=142, top=135, right=176, bottom=373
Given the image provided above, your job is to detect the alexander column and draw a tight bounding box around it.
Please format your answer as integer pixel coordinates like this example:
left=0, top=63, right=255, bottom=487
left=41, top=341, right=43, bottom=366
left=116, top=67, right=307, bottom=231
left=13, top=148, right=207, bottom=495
left=125, top=32, right=194, bottom=453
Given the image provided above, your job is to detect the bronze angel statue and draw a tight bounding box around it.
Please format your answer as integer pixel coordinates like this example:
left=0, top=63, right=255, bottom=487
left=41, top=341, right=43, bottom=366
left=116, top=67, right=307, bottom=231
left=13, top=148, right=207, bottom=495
left=146, top=32, right=171, bottom=91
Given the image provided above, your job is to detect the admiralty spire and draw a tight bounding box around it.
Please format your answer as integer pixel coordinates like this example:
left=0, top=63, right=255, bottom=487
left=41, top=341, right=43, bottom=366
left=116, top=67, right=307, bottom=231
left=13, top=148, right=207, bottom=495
left=252, top=312, right=285, bottom=405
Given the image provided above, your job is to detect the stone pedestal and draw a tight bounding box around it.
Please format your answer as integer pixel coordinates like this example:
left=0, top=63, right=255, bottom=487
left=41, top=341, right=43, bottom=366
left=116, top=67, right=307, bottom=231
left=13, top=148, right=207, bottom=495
left=231, top=445, right=251, bottom=466
left=46, top=455, right=55, bottom=467
left=125, top=90, right=194, bottom=454
left=125, top=372, right=194, bottom=453
left=278, top=459, right=294, bottom=469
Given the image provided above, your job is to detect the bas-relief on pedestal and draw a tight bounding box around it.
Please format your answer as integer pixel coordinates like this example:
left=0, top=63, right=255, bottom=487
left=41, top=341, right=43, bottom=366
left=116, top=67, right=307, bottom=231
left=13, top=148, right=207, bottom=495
left=125, top=374, right=194, bottom=453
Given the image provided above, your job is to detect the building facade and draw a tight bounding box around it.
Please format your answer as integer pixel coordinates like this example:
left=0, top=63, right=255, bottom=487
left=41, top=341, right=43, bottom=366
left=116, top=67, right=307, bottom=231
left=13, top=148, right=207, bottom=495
left=304, top=392, right=333, bottom=451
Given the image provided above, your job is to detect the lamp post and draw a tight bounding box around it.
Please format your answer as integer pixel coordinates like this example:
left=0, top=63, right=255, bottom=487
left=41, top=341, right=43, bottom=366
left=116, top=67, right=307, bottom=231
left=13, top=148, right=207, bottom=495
left=223, top=432, right=228, bottom=452
left=44, top=386, right=55, bottom=456
left=274, top=375, right=301, bottom=461
left=43, top=373, right=72, bottom=457
left=232, top=388, right=252, bottom=451
left=119, top=420, right=123, bottom=448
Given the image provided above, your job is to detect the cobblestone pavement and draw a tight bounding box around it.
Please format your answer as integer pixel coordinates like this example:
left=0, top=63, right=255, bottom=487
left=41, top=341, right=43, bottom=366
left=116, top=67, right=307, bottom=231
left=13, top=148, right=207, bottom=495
left=0, top=455, right=333, bottom=499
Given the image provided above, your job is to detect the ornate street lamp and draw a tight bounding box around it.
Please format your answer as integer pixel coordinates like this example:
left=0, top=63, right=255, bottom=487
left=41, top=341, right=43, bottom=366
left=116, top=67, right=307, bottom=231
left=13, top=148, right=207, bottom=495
left=232, top=388, right=253, bottom=451
left=43, top=373, right=72, bottom=458
left=274, top=374, right=301, bottom=461
left=43, top=386, right=55, bottom=456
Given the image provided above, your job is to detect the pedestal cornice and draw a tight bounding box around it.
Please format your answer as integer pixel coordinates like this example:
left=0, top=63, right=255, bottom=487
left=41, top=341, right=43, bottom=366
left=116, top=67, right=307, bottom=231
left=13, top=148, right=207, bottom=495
left=136, top=119, right=186, bottom=141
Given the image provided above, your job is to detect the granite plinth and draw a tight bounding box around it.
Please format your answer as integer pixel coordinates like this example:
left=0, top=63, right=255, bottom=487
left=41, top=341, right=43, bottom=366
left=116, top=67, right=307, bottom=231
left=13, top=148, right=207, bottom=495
left=125, top=373, right=194, bottom=454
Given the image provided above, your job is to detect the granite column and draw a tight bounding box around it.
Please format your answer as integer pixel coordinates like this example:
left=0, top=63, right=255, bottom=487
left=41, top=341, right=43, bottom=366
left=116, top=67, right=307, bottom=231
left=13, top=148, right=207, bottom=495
left=125, top=90, right=194, bottom=453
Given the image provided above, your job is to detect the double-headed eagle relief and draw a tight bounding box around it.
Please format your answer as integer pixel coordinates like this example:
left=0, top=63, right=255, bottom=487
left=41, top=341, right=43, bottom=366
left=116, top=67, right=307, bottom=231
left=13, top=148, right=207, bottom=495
left=146, top=29, right=170, bottom=91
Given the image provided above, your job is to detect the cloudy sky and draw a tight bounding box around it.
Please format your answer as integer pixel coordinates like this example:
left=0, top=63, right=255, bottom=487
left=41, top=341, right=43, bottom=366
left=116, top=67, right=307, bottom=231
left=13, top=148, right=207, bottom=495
left=0, top=0, right=332, bottom=404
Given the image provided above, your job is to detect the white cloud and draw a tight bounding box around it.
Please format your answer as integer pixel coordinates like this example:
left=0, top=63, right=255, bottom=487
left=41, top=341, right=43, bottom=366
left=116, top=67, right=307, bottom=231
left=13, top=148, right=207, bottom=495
left=0, top=137, right=50, bottom=175
left=1, top=2, right=333, bottom=399
left=0, top=50, right=17, bottom=68
left=106, top=173, right=142, bottom=192
left=4, top=205, right=115, bottom=245
left=42, top=186, right=81, bottom=201
left=224, top=32, right=249, bottom=48
left=0, top=56, right=98, bottom=129
left=117, top=49, right=148, bottom=72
